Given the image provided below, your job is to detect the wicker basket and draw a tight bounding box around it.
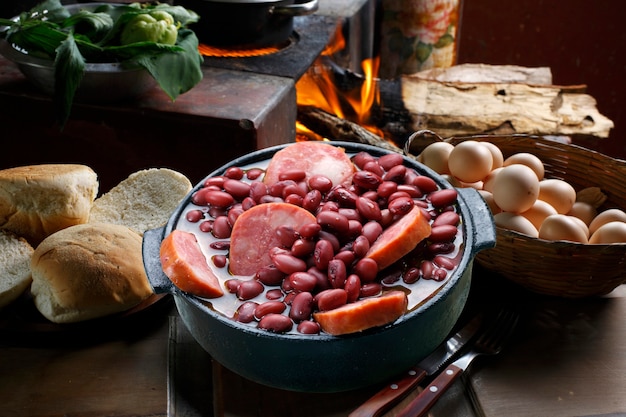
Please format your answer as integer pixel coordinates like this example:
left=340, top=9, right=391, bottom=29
left=413, top=133, right=626, bottom=298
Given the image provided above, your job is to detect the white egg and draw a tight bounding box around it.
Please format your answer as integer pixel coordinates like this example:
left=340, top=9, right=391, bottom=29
left=419, top=142, right=455, bottom=174
left=448, top=141, right=493, bottom=183
left=494, top=212, right=538, bottom=237
left=520, top=199, right=557, bottom=230
left=538, top=214, right=588, bottom=243
left=492, top=164, right=540, bottom=213
left=589, top=221, right=626, bottom=244
left=589, top=208, right=626, bottom=235
left=503, top=152, right=545, bottom=180
left=538, top=179, right=577, bottom=214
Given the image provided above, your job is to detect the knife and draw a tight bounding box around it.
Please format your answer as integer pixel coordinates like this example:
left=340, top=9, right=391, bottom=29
left=348, top=313, right=483, bottom=417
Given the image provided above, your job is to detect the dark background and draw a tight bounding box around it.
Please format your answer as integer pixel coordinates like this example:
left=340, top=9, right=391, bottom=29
left=457, top=0, right=626, bottom=159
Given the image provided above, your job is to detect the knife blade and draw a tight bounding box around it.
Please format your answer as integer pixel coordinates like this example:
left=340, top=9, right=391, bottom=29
left=348, top=313, right=484, bottom=417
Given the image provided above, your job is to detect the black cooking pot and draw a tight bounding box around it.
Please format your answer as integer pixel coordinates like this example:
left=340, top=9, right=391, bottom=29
left=142, top=141, right=496, bottom=392
left=174, top=0, right=319, bottom=48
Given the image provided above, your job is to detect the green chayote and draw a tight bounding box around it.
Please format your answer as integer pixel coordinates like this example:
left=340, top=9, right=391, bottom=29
left=120, top=10, right=178, bottom=45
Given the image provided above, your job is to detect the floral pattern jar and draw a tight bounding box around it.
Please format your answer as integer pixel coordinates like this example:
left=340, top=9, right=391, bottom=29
left=379, top=0, right=462, bottom=78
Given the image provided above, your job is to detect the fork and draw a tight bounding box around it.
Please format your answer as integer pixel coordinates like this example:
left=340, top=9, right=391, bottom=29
left=396, top=309, right=520, bottom=417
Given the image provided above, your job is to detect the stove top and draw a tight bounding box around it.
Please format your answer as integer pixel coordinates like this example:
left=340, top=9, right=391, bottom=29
left=200, top=14, right=339, bottom=80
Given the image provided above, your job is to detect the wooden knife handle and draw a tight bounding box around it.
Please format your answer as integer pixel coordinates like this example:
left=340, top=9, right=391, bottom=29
left=348, top=367, right=428, bottom=417
left=395, top=364, right=464, bottom=417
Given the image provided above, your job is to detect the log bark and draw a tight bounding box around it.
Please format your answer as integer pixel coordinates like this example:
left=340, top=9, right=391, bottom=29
left=401, top=64, right=614, bottom=138
left=297, top=105, right=404, bottom=153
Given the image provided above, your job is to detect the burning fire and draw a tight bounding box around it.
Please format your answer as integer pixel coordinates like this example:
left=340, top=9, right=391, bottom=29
left=296, top=24, right=383, bottom=141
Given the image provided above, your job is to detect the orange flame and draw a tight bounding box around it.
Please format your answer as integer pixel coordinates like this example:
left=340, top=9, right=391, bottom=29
left=296, top=24, right=383, bottom=139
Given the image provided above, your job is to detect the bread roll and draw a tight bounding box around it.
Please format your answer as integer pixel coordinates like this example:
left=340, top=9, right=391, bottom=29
left=89, top=168, right=192, bottom=235
left=0, top=230, right=34, bottom=309
left=30, top=223, right=154, bottom=323
left=0, top=164, right=99, bottom=245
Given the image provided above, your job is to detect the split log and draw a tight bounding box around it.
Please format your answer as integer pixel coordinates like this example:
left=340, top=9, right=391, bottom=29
left=401, top=63, right=614, bottom=138
left=297, top=105, right=404, bottom=153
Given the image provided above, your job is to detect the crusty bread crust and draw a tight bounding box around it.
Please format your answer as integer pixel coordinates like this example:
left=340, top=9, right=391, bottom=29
left=0, top=230, right=34, bottom=309
left=89, top=168, right=191, bottom=235
left=30, top=223, right=153, bottom=323
left=0, top=164, right=99, bottom=245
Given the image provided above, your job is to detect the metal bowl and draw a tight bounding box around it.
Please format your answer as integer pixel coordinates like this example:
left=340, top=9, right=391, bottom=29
left=142, top=141, right=496, bottom=393
left=0, top=3, right=156, bottom=103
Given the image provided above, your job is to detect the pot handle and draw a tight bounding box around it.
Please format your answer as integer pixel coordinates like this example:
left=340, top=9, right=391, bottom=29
left=457, top=187, right=497, bottom=254
left=273, top=0, right=318, bottom=16
left=142, top=227, right=176, bottom=295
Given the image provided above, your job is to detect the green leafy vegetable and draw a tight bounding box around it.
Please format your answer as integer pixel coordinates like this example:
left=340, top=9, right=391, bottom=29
left=0, top=0, right=203, bottom=127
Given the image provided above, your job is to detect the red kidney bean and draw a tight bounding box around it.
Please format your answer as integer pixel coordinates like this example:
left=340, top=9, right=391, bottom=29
left=377, top=181, right=398, bottom=198
left=191, top=188, right=210, bottom=206
left=327, top=186, right=358, bottom=208
left=347, top=220, right=363, bottom=238
left=199, top=220, right=213, bottom=233
left=241, top=196, right=256, bottom=211
left=315, top=288, right=348, bottom=311
left=204, top=190, right=235, bottom=208
left=318, top=231, right=340, bottom=252
left=403, top=267, right=421, bottom=284
left=210, top=241, right=230, bottom=250
left=254, top=301, right=286, bottom=319
left=259, top=195, right=283, bottom=204
left=284, top=193, right=303, bottom=207
left=234, top=301, right=258, bottom=323
left=272, top=253, right=307, bottom=275
left=433, top=255, right=455, bottom=270
left=364, top=161, right=384, bottom=176
left=352, top=151, right=376, bottom=169
left=361, top=190, right=378, bottom=201
left=429, top=224, right=459, bottom=243
left=223, top=179, right=251, bottom=200
left=378, top=153, right=404, bottom=170
left=225, top=278, right=242, bottom=293
left=236, top=280, right=265, bottom=300
left=212, top=254, right=227, bottom=268
left=317, top=210, right=350, bottom=234
left=313, top=239, right=334, bottom=270
left=208, top=206, right=227, bottom=218
left=412, top=175, right=439, bottom=193
left=288, top=272, right=318, bottom=292
left=356, top=196, right=383, bottom=221
left=302, top=189, right=322, bottom=212
left=432, top=211, right=460, bottom=227
left=433, top=268, right=448, bottom=281
left=245, top=168, right=263, bottom=180
left=265, top=288, right=284, bottom=300
left=291, top=238, right=315, bottom=258
left=224, top=166, right=244, bottom=180
left=307, top=266, right=331, bottom=291
left=255, top=265, right=285, bottom=286
left=420, top=260, right=435, bottom=280
left=388, top=196, right=414, bottom=216
left=380, top=208, right=395, bottom=227
left=344, top=274, right=361, bottom=303
left=258, top=314, right=293, bottom=333
left=204, top=176, right=226, bottom=188
left=383, top=164, right=407, bottom=183
left=352, top=235, right=370, bottom=258
left=283, top=182, right=307, bottom=199
left=269, top=180, right=295, bottom=198
left=334, top=250, right=355, bottom=267
left=212, top=216, right=232, bottom=239
left=327, top=259, right=347, bottom=289
left=249, top=181, right=269, bottom=202
left=397, top=184, right=422, bottom=198
left=308, top=174, right=333, bottom=193
left=361, top=221, right=383, bottom=244
left=298, top=222, right=321, bottom=239
left=429, top=188, right=458, bottom=209
left=227, top=205, right=244, bottom=226
left=427, top=242, right=456, bottom=256
left=289, top=291, right=314, bottom=322
left=352, top=170, right=383, bottom=190
left=297, top=320, right=321, bottom=334
left=276, top=225, right=298, bottom=247
left=360, top=282, right=382, bottom=298
left=387, top=191, right=413, bottom=202
left=283, top=291, right=297, bottom=305
left=279, top=169, right=306, bottom=182
left=353, top=257, right=378, bottom=283
left=186, top=209, right=204, bottom=223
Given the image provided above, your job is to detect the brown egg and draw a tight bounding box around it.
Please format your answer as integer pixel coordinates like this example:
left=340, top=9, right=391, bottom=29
left=419, top=141, right=455, bottom=174
left=520, top=199, right=557, bottom=230
left=478, top=190, right=501, bottom=215
left=567, top=201, right=597, bottom=226
left=538, top=214, right=588, bottom=243
left=503, top=152, right=545, bottom=180
left=589, top=221, right=626, bottom=244
left=448, top=141, right=493, bottom=183
left=589, top=208, right=626, bottom=235
left=494, top=212, right=538, bottom=237
left=538, top=179, right=577, bottom=214
left=492, top=164, right=540, bottom=213
left=481, top=142, right=504, bottom=170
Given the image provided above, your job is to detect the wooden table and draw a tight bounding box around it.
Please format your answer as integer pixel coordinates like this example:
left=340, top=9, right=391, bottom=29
left=1, top=268, right=625, bottom=417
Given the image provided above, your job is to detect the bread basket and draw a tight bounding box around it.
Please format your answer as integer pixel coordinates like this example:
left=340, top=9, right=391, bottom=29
left=407, top=132, right=626, bottom=298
